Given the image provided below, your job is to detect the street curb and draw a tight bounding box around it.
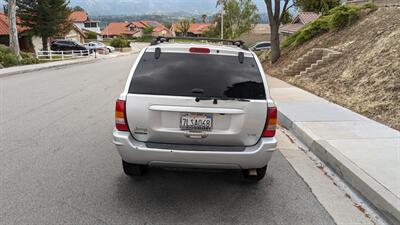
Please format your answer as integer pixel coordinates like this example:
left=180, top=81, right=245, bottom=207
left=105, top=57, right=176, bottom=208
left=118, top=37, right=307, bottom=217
left=278, top=110, right=400, bottom=225
left=0, top=49, right=141, bottom=79
left=0, top=58, right=97, bottom=78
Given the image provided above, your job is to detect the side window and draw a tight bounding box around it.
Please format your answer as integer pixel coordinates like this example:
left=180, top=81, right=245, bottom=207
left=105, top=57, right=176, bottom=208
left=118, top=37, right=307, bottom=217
left=257, top=43, right=267, bottom=48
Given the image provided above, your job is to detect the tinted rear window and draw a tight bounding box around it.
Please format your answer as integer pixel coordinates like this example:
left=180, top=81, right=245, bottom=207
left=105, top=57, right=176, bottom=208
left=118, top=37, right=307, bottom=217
left=129, top=52, right=266, bottom=99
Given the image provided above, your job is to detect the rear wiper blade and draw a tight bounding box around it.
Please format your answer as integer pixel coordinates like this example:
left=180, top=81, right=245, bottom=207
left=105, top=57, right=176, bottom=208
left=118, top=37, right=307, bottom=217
left=194, top=96, right=250, bottom=103
left=220, top=97, right=250, bottom=102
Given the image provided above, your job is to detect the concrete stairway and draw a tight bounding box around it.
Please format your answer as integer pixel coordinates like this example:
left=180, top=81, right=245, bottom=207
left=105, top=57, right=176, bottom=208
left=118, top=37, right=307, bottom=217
left=282, top=48, right=342, bottom=77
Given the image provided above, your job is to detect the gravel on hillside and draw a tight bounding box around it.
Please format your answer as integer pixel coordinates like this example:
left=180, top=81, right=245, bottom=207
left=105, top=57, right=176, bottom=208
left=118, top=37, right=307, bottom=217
left=265, top=6, right=400, bottom=130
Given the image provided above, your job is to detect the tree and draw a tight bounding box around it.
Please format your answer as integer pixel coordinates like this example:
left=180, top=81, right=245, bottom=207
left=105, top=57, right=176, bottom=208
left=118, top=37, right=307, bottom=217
left=295, top=0, right=340, bottom=14
left=191, top=17, right=196, bottom=24
left=201, top=14, right=207, bottom=23
left=16, top=0, right=72, bottom=51
left=72, top=5, right=84, bottom=11
left=281, top=10, right=293, bottom=24
left=264, top=0, right=291, bottom=63
left=216, top=0, right=260, bottom=39
left=7, top=0, right=20, bottom=58
left=176, top=18, right=190, bottom=36
left=143, top=26, right=154, bottom=36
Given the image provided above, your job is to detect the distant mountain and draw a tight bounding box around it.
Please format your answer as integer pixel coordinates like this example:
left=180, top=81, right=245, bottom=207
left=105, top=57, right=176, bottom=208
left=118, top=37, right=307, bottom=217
left=69, top=0, right=268, bottom=16
left=0, top=0, right=269, bottom=24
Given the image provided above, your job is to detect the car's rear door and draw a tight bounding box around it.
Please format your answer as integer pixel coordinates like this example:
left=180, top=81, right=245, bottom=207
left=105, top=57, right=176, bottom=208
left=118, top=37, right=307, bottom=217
left=125, top=47, right=268, bottom=147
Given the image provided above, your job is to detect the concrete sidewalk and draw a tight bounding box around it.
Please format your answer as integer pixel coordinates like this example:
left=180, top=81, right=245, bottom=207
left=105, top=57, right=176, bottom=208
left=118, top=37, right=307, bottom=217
left=268, top=76, right=400, bottom=224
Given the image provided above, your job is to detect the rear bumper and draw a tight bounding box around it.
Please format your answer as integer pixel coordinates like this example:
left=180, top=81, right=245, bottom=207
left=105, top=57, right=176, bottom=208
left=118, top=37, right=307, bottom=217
left=112, top=129, right=278, bottom=169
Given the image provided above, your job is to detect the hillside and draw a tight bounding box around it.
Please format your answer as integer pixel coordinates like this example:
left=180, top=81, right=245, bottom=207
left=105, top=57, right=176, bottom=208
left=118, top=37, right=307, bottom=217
left=265, top=6, right=400, bottom=130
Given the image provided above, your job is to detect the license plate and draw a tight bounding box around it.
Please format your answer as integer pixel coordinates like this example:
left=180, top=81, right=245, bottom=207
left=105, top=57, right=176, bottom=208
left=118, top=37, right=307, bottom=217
left=180, top=113, right=213, bottom=130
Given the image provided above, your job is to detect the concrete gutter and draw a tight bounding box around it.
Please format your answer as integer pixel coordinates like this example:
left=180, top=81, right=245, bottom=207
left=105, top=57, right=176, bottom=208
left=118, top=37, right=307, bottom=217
left=268, top=76, right=400, bottom=225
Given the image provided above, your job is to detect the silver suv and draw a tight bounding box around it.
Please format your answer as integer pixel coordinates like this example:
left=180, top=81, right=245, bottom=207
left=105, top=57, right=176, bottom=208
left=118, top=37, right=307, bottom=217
left=113, top=38, right=277, bottom=181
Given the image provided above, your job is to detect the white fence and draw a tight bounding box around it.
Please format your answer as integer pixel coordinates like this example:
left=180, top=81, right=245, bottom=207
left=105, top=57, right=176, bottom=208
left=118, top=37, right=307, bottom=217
left=36, top=50, right=91, bottom=61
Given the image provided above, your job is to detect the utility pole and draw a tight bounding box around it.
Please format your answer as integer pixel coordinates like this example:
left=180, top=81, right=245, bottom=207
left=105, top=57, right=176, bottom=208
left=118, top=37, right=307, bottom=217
left=221, top=9, right=224, bottom=39
left=8, top=0, right=21, bottom=59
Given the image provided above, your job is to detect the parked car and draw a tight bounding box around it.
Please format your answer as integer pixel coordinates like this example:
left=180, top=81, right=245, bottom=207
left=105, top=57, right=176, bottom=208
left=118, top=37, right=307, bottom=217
left=113, top=39, right=278, bottom=181
left=250, top=41, right=271, bottom=51
left=86, top=41, right=115, bottom=53
left=50, top=40, right=91, bottom=54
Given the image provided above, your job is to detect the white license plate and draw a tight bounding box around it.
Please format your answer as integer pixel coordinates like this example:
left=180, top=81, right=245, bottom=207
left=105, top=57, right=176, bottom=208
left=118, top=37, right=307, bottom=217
left=180, top=113, right=213, bottom=130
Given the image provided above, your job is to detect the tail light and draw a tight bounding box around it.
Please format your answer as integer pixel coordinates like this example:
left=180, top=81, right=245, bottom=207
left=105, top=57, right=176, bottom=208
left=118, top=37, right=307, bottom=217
left=115, top=99, right=129, bottom=131
left=262, top=106, right=277, bottom=137
left=189, top=47, right=210, bottom=54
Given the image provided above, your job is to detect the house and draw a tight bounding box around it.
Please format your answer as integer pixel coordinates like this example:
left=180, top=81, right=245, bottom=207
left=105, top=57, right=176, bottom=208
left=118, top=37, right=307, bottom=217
left=62, top=24, right=87, bottom=43
left=238, top=23, right=271, bottom=45
left=252, top=24, right=271, bottom=35
left=69, top=10, right=102, bottom=40
left=140, top=20, right=170, bottom=36
left=101, top=22, right=143, bottom=39
left=101, top=20, right=170, bottom=39
left=0, top=12, right=32, bottom=51
left=170, top=23, right=212, bottom=37
left=280, top=12, right=320, bottom=36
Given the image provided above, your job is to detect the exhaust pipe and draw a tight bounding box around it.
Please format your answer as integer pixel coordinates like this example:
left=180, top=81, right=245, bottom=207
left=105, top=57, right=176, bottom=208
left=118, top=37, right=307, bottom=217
left=249, top=169, right=257, bottom=176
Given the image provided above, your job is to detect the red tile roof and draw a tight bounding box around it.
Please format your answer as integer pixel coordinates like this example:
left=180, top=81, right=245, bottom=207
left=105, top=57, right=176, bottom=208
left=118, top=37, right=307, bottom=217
left=141, top=20, right=166, bottom=29
left=70, top=11, right=88, bottom=23
left=101, top=22, right=138, bottom=36
left=171, top=23, right=212, bottom=35
left=132, top=21, right=147, bottom=29
left=280, top=23, right=304, bottom=34
left=280, top=12, right=320, bottom=34
left=101, top=20, right=170, bottom=36
left=140, top=20, right=169, bottom=33
left=296, top=12, right=320, bottom=24
left=0, top=13, right=27, bottom=35
left=188, top=23, right=212, bottom=34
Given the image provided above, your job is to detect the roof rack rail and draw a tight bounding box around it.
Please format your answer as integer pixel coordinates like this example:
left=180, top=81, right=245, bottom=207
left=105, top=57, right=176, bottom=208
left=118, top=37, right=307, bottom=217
left=151, top=36, right=246, bottom=49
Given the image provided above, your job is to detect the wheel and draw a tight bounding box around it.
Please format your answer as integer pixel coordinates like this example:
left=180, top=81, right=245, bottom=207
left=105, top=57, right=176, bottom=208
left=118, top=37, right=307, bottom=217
left=242, top=165, right=267, bottom=182
left=122, top=160, right=148, bottom=176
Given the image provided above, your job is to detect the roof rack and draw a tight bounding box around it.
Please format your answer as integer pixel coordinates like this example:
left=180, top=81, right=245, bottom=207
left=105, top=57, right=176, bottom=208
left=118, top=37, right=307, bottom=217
left=151, top=36, right=246, bottom=49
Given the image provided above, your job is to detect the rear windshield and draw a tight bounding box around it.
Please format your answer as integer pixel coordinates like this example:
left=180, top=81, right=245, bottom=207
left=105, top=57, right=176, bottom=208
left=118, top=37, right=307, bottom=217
left=129, top=52, right=266, bottom=99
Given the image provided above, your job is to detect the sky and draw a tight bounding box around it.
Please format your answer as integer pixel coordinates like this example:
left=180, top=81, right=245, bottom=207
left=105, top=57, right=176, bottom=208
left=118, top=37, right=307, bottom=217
left=0, top=0, right=294, bottom=16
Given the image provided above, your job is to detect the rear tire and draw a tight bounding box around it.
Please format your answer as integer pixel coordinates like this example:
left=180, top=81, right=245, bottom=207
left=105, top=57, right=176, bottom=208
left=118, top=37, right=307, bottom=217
left=122, top=160, right=147, bottom=177
left=242, top=165, right=267, bottom=182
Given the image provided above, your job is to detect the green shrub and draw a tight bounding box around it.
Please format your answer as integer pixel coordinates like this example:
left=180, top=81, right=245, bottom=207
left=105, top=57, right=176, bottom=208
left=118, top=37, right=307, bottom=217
left=85, top=31, right=98, bottom=40
left=109, top=37, right=130, bottom=48
left=134, top=36, right=154, bottom=42
left=0, top=50, right=40, bottom=67
left=0, top=44, right=11, bottom=54
left=362, top=3, right=378, bottom=11
left=281, top=4, right=375, bottom=49
left=1, top=53, right=19, bottom=67
left=329, top=5, right=361, bottom=29
left=20, top=52, right=36, bottom=59
left=20, top=57, right=40, bottom=65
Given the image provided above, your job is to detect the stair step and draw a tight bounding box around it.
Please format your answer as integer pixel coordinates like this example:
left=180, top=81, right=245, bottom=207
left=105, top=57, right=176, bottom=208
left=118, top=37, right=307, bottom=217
left=283, top=48, right=342, bottom=76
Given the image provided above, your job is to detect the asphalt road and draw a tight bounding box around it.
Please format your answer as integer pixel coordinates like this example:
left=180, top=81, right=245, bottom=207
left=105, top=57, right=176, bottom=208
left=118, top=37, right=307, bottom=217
left=0, top=54, right=336, bottom=225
